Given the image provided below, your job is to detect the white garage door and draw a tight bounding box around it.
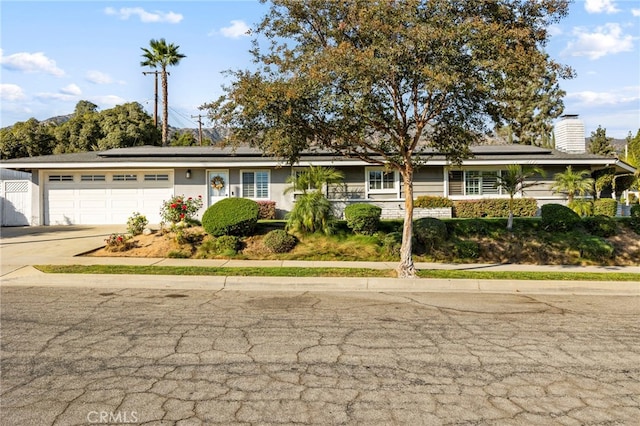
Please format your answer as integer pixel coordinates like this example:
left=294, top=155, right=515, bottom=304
left=44, top=171, right=173, bottom=225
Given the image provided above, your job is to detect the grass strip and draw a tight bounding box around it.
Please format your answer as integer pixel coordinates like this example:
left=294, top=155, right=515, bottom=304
left=34, top=264, right=640, bottom=282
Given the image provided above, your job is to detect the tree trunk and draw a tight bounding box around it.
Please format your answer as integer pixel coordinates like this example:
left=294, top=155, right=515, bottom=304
left=507, top=197, right=514, bottom=231
left=161, top=68, right=169, bottom=147
left=397, top=166, right=417, bottom=278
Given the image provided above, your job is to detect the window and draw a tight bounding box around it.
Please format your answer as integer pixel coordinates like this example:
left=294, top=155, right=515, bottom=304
left=449, top=170, right=502, bottom=196
left=48, top=175, right=73, bottom=182
left=113, top=174, right=137, bottom=182
left=144, top=174, right=169, bottom=181
left=367, top=168, right=396, bottom=193
left=241, top=171, right=269, bottom=199
left=80, top=175, right=106, bottom=182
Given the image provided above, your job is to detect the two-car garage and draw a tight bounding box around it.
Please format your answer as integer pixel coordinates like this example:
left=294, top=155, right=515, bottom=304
left=44, top=170, right=173, bottom=225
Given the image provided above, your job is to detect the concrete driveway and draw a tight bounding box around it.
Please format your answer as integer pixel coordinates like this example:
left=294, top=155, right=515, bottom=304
left=0, top=225, right=124, bottom=275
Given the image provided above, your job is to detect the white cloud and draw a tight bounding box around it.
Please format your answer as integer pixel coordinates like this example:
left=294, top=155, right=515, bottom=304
left=632, top=9, right=640, bottom=17
left=0, top=49, right=64, bottom=76
left=566, top=87, right=640, bottom=106
left=90, top=95, right=127, bottom=107
left=60, top=84, right=82, bottom=96
left=104, top=7, right=183, bottom=24
left=36, top=92, right=76, bottom=102
left=0, top=84, right=26, bottom=101
left=563, top=23, right=635, bottom=59
left=585, top=0, right=620, bottom=14
left=85, top=70, right=113, bottom=85
left=220, top=20, right=251, bottom=39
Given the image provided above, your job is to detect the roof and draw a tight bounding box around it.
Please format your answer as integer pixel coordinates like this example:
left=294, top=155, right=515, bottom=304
left=1, top=144, right=635, bottom=174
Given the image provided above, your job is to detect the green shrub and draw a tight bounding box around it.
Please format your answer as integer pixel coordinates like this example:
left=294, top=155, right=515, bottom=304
left=126, top=212, right=148, bottom=236
left=413, top=217, right=447, bottom=252
left=263, top=230, right=297, bottom=253
left=414, top=196, right=453, bottom=208
left=541, top=204, right=581, bottom=232
left=568, top=199, right=593, bottom=217
left=454, top=239, right=480, bottom=259
left=583, top=215, right=618, bottom=237
left=578, top=236, right=615, bottom=261
left=344, top=203, right=382, bottom=235
left=286, top=191, right=335, bottom=235
left=213, top=235, right=241, bottom=254
left=450, top=219, right=488, bottom=237
left=167, top=250, right=190, bottom=258
left=256, top=200, right=277, bottom=219
left=104, top=233, right=133, bottom=252
left=202, top=198, right=259, bottom=237
left=593, top=198, right=617, bottom=217
left=453, top=198, right=537, bottom=218
left=381, top=232, right=403, bottom=257
left=630, top=204, right=640, bottom=233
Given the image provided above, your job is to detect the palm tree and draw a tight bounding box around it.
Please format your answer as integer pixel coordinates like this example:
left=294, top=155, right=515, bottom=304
left=551, top=166, right=594, bottom=204
left=141, top=38, right=186, bottom=146
left=495, top=164, right=545, bottom=231
left=284, top=165, right=344, bottom=235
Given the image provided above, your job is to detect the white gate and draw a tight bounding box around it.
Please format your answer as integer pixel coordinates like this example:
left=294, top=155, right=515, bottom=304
left=1, top=180, right=31, bottom=226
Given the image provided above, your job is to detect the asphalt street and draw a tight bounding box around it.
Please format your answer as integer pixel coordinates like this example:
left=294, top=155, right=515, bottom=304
left=1, top=286, right=638, bottom=425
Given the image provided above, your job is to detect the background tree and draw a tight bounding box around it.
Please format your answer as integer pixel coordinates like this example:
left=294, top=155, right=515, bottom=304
left=552, top=166, right=594, bottom=203
left=53, top=101, right=102, bottom=153
left=97, top=102, right=161, bottom=150
left=0, top=118, right=55, bottom=159
left=494, top=164, right=545, bottom=231
left=170, top=131, right=198, bottom=146
left=588, top=125, right=615, bottom=156
left=141, top=38, right=186, bottom=146
left=203, top=0, right=573, bottom=277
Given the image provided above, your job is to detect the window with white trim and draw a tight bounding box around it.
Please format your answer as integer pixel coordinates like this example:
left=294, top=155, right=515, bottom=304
left=113, top=174, right=137, bottom=182
left=80, top=175, right=106, bottom=182
left=367, top=168, right=396, bottom=193
left=48, top=175, right=73, bottom=182
left=241, top=170, right=269, bottom=199
left=144, top=174, right=169, bottom=181
left=450, top=170, right=502, bottom=196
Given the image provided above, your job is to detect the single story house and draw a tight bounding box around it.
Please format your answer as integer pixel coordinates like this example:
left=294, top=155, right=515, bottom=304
left=0, top=143, right=635, bottom=226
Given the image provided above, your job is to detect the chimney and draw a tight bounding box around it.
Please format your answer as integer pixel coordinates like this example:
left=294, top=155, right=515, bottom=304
left=554, top=114, right=585, bottom=153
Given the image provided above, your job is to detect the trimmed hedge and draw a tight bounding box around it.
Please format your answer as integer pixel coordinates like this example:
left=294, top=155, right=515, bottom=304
left=415, top=196, right=454, bottom=208
left=593, top=198, right=617, bottom=217
left=413, top=217, right=447, bottom=252
left=256, top=200, right=277, bottom=220
left=344, top=203, right=382, bottom=235
left=453, top=198, right=538, bottom=218
left=630, top=204, right=640, bottom=233
left=202, top=198, right=259, bottom=237
left=541, top=204, right=581, bottom=232
left=583, top=215, right=618, bottom=237
left=263, top=229, right=297, bottom=253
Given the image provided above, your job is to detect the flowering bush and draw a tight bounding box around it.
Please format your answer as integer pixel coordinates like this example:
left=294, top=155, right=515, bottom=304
left=126, top=212, right=148, bottom=236
left=160, top=195, right=203, bottom=224
left=105, top=233, right=133, bottom=252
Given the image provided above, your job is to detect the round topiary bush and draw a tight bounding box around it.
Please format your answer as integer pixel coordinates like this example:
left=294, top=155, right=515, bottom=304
left=583, top=215, right=618, bottom=237
left=344, top=203, right=382, bottom=235
left=541, top=204, right=581, bottom=232
left=413, top=217, right=447, bottom=252
left=202, top=198, right=260, bottom=237
left=263, top=229, right=297, bottom=253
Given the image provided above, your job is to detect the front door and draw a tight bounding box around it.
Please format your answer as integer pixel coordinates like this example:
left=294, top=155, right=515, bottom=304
left=208, top=170, right=229, bottom=205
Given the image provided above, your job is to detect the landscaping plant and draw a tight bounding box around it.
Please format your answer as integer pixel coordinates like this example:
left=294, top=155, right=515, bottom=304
left=160, top=195, right=203, bottom=224
left=202, top=198, right=259, bottom=237
left=126, top=212, right=148, bottom=236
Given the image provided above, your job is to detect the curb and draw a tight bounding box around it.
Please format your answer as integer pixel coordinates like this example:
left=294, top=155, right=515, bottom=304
left=1, top=267, right=638, bottom=296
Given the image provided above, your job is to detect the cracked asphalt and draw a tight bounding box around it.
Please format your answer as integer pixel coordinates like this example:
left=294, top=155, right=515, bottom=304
left=1, top=286, right=639, bottom=425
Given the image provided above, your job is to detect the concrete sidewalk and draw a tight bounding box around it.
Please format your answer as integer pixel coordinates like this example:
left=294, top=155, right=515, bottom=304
left=1, top=225, right=639, bottom=295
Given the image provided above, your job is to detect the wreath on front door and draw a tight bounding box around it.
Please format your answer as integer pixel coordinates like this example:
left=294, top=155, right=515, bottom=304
left=210, top=175, right=225, bottom=190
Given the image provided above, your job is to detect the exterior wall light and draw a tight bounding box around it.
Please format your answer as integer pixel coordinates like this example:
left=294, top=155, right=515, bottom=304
left=185, top=169, right=192, bottom=179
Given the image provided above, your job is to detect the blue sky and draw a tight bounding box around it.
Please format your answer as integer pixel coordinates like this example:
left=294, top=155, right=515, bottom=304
left=1, top=0, right=639, bottom=139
